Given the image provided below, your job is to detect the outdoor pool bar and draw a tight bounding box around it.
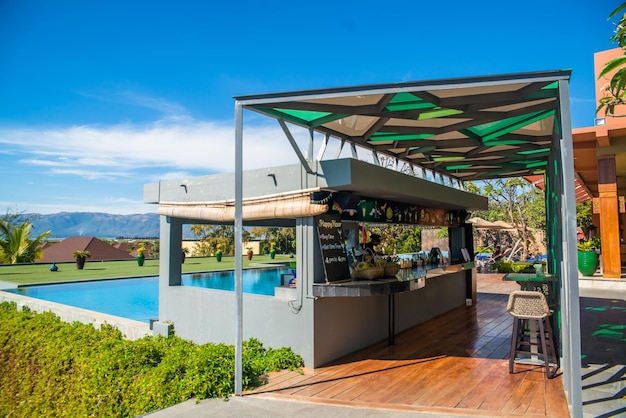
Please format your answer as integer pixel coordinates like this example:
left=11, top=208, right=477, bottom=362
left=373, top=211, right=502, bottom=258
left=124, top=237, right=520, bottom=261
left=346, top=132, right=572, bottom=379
left=145, top=70, right=581, bottom=414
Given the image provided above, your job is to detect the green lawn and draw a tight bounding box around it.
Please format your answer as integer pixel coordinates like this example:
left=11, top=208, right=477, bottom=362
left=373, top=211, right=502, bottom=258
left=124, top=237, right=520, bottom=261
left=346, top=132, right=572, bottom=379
left=0, top=254, right=295, bottom=286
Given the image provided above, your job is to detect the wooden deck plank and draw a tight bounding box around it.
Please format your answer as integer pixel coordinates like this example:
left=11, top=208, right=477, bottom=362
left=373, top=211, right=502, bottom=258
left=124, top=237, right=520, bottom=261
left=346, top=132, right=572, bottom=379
left=545, top=374, right=570, bottom=418
left=248, top=273, right=570, bottom=416
left=354, top=360, right=429, bottom=404
left=476, top=375, right=526, bottom=412
left=385, top=356, right=458, bottom=404
left=305, top=360, right=410, bottom=399
left=248, top=369, right=312, bottom=394
left=432, top=359, right=503, bottom=408
left=526, top=380, right=548, bottom=416
left=292, top=360, right=407, bottom=398
left=456, top=373, right=509, bottom=409
left=502, top=378, right=540, bottom=414
left=410, top=359, right=475, bottom=406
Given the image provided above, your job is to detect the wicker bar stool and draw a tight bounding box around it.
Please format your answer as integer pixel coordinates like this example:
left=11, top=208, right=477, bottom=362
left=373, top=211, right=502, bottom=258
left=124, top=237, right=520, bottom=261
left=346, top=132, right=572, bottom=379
left=506, top=290, right=559, bottom=378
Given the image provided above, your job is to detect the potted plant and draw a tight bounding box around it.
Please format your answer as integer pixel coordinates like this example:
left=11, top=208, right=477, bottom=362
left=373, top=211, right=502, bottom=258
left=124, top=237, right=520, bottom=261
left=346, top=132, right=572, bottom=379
left=246, top=247, right=253, bottom=261
left=577, top=239, right=598, bottom=277
left=215, top=244, right=223, bottom=262
left=136, top=245, right=146, bottom=266
left=72, top=250, right=90, bottom=270
left=181, top=247, right=189, bottom=264
left=269, top=242, right=276, bottom=259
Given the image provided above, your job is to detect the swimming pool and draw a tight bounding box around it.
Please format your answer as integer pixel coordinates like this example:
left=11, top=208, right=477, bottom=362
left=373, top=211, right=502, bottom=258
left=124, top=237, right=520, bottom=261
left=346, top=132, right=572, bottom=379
left=4, top=267, right=291, bottom=323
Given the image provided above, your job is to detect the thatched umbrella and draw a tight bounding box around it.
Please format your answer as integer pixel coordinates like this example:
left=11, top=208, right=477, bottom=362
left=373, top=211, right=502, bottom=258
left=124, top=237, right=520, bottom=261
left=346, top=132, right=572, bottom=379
left=467, top=217, right=506, bottom=229
left=467, top=217, right=517, bottom=257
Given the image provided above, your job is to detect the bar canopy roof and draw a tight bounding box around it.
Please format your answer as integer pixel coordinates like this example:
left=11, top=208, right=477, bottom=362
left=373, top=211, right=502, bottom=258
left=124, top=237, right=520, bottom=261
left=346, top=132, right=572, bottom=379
left=235, top=70, right=571, bottom=182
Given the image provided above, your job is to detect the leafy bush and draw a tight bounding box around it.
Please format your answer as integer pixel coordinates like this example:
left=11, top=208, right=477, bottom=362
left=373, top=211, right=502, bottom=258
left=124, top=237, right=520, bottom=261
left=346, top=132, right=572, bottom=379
left=492, top=261, right=535, bottom=274
left=578, top=236, right=600, bottom=252
left=511, top=262, right=533, bottom=273
left=493, top=260, right=513, bottom=273
left=0, top=302, right=303, bottom=417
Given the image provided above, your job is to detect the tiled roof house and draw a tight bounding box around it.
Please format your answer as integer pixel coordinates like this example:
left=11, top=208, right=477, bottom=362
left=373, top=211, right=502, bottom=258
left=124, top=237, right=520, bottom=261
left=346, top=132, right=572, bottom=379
left=37, top=236, right=135, bottom=263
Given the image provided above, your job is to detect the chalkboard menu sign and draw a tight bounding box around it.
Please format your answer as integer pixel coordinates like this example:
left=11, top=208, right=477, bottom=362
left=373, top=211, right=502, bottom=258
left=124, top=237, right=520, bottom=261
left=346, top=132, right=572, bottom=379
left=316, top=214, right=351, bottom=283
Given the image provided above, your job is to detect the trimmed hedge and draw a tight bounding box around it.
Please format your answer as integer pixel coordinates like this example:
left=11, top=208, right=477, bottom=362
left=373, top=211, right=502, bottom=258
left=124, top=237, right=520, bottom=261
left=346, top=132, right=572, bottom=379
left=0, top=302, right=303, bottom=417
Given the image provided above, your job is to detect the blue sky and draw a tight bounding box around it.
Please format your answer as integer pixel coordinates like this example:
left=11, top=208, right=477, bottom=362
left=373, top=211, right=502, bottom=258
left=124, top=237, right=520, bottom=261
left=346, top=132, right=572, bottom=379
left=0, top=0, right=622, bottom=215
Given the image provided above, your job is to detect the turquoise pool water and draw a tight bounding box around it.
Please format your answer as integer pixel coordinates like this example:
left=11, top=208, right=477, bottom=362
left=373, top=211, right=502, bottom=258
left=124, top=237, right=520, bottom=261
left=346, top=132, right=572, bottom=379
left=5, top=267, right=290, bottom=323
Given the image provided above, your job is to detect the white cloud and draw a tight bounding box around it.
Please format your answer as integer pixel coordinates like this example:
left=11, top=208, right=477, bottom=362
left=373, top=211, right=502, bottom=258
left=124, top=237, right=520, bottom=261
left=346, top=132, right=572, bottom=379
left=80, top=88, right=193, bottom=121
left=0, top=199, right=157, bottom=216
left=0, top=91, right=376, bottom=216
left=0, top=85, right=374, bottom=185
left=0, top=118, right=308, bottom=179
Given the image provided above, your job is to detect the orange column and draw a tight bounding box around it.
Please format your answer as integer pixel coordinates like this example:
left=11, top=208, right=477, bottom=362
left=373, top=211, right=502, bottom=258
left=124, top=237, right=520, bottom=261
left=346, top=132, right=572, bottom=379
left=597, top=155, right=621, bottom=278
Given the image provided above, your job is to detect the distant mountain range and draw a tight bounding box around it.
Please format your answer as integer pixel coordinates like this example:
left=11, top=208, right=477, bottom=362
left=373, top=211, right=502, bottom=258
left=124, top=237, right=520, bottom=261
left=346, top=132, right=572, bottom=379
left=28, top=212, right=195, bottom=240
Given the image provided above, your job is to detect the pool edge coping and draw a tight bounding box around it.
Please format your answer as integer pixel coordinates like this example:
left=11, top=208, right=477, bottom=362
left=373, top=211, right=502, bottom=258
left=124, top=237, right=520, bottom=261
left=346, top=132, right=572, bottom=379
left=0, top=291, right=151, bottom=341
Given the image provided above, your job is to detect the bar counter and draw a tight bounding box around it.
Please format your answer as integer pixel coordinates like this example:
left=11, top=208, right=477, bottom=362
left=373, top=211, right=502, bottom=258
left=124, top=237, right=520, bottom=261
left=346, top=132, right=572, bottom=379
left=312, top=261, right=475, bottom=298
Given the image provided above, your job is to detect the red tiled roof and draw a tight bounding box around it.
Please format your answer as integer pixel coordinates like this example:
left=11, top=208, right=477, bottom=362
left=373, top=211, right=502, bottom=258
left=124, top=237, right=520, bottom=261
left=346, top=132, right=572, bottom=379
left=37, top=236, right=135, bottom=263
left=114, top=242, right=130, bottom=252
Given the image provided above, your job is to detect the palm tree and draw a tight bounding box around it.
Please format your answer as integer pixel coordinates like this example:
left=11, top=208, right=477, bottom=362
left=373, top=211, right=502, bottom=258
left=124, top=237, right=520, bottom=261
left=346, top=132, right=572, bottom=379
left=0, top=219, right=51, bottom=264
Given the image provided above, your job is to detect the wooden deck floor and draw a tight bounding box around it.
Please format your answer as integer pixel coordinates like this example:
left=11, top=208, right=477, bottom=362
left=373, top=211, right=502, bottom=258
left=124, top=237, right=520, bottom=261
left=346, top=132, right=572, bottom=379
left=246, top=273, right=570, bottom=417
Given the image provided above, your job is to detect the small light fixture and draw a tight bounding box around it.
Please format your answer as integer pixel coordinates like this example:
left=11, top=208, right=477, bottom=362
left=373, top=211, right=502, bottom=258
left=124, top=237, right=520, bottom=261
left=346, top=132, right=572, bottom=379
left=594, top=117, right=606, bottom=126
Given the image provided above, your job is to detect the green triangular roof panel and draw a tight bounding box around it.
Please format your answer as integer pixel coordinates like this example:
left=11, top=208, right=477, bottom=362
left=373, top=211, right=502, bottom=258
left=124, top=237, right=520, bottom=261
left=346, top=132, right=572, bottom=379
left=408, top=146, right=436, bottom=155
left=385, top=92, right=437, bottom=112
left=499, top=160, right=548, bottom=169
left=255, top=107, right=317, bottom=126
left=418, top=108, right=464, bottom=120
left=432, top=156, right=465, bottom=162
left=525, top=161, right=547, bottom=169
left=483, top=139, right=530, bottom=146
left=370, top=132, right=435, bottom=141
left=445, top=164, right=473, bottom=170
left=276, top=108, right=333, bottom=123
left=518, top=148, right=550, bottom=155
left=542, top=81, right=559, bottom=90
left=470, top=109, right=555, bottom=142
left=527, top=88, right=558, bottom=101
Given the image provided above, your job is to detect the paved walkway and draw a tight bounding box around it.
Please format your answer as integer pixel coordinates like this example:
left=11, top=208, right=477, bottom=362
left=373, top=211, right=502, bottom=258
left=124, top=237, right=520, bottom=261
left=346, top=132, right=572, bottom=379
left=144, top=396, right=479, bottom=417
left=578, top=285, right=626, bottom=418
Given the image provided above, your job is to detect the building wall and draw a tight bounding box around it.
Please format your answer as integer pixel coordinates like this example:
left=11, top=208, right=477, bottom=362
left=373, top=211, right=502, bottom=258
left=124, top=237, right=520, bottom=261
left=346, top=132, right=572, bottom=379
left=595, top=48, right=626, bottom=125
left=159, top=285, right=317, bottom=364
left=158, top=270, right=467, bottom=368
left=312, top=271, right=466, bottom=367
left=421, top=229, right=449, bottom=254
left=395, top=272, right=466, bottom=329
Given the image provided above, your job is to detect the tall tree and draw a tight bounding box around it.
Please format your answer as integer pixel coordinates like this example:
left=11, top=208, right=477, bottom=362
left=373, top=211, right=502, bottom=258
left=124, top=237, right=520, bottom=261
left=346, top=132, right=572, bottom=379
left=576, top=201, right=593, bottom=229
left=245, top=227, right=296, bottom=254
left=471, top=178, right=545, bottom=260
left=359, top=224, right=422, bottom=255
left=384, top=224, right=422, bottom=254
left=188, top=225, right=252, bottom=256
left=0, top=212, right=51, bottom=264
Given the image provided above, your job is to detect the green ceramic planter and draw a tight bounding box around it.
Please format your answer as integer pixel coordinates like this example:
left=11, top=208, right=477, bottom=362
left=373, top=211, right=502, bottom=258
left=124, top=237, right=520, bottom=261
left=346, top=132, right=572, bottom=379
left=577, top=251, right=598, bottom=277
